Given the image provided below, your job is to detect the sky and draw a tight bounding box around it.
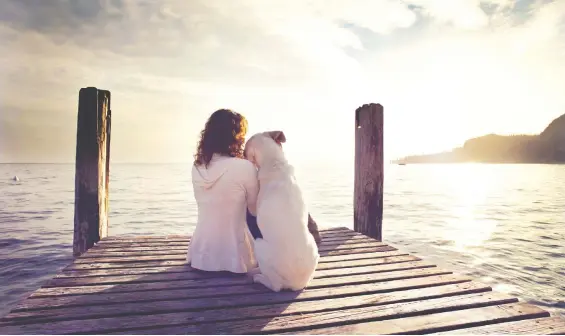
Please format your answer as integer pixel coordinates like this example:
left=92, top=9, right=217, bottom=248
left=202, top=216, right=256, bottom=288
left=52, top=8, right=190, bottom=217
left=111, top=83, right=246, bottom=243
left=0, top=0, right=564, bottom=163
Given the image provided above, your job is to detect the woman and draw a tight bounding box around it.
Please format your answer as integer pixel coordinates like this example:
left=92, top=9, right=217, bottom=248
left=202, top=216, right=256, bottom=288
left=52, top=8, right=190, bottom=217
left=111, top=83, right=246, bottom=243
left=187, top=109, right=259, bottom=273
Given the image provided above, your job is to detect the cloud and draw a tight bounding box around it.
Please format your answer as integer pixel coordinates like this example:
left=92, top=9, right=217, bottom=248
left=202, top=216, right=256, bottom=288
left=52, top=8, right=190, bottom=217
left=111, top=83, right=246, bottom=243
left=0, top=0, right=564, bottom=162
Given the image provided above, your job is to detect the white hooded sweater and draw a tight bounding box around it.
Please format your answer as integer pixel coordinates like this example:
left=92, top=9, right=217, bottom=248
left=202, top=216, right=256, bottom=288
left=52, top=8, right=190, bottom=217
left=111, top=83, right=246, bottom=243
left=187, top=154, right=259, bottom=273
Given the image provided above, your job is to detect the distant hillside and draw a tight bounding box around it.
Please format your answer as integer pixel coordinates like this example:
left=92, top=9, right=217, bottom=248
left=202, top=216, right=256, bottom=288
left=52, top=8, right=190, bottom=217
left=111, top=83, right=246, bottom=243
left=395, top=113, right=565, bottom=164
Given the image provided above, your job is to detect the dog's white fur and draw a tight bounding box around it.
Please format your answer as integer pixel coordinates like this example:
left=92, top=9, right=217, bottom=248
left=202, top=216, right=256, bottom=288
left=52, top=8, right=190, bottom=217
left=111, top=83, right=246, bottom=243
left=244, top=131, right=319, bottom=292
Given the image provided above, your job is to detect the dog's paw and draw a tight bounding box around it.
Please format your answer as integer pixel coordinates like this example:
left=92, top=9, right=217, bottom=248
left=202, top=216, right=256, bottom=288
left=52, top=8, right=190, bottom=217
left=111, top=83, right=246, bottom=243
left=247, top=267, right=261, bottom=277
left=253, top=274, right=282, bottom=292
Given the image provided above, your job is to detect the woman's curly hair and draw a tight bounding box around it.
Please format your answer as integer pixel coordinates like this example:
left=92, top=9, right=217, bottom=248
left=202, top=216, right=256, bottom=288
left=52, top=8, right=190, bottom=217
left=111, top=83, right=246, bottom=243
left=194, top=109, right=248, bottom=167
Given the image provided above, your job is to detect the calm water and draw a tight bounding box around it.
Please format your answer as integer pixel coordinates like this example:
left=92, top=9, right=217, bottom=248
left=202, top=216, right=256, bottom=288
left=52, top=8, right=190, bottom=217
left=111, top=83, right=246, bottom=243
left=0, top=163, right=564, bottom=318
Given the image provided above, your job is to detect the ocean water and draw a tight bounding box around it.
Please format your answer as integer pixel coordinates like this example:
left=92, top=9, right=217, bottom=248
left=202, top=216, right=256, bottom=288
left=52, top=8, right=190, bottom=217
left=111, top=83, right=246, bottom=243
left=0, top=162, right=564, bottom=318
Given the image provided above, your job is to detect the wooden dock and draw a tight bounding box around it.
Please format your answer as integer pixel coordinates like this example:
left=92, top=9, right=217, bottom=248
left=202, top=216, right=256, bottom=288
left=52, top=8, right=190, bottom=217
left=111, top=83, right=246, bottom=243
left=2, top=89, right=562, bottom=334
left=1, top=227, right=564, bottom=335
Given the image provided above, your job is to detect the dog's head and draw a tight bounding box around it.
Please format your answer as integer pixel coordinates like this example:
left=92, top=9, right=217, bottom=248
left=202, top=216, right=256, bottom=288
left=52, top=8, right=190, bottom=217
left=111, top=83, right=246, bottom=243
left=244, top=131, right=286, bottom=168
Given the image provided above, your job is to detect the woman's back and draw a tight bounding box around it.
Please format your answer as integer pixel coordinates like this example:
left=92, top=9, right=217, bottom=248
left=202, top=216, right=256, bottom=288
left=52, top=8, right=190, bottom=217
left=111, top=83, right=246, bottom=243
left=188, top=154, right=258, bottom=273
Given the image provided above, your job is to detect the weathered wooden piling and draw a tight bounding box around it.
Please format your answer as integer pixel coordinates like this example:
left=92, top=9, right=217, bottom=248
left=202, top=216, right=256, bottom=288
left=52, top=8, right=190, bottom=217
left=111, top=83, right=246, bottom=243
left=354, top=103, right=384, bottom=241
left=73, top=87, right=112, bottom=256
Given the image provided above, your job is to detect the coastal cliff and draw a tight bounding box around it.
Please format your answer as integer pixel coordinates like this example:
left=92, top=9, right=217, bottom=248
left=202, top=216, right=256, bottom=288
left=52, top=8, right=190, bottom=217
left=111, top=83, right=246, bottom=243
left=395, top=113, right=565, bottom=164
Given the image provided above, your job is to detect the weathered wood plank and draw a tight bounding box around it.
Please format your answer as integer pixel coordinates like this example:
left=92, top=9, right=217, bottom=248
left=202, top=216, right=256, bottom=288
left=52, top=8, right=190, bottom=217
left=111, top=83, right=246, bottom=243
left=101, top=234, right=191, bottom=241
left=42, top=256, right=422, bottom=297
left=317, top=254, right=416, bottom=269
left=82, top=241, right=390, bottom=258
left=96, top=227, right=353, bottom=243
left=316, top=261, right=435, bottom=279
left=71, top=245, right=396, bottom=264
left=23, top=263, right=439, bottom=309
left=285, top=303, right=549, bottom=335
left=97, top=227, right=348, bottom=241
left=0, top=283, right=492, bottom=334
left=40, top=267, right=450, bottom=297
left=91, top=234, right=374, bottom=250
left=319, top=250, right=407, bottom=263
left=84, top=241, right=388, bottom=256
left=434, top=316, right=565, bottom=335
left=64, top=250, right=409, bottom=271
left=31, top=272, right=468, bottom=300
left=201, top=292, right=519, bottom=335
left=58, top=255, right=421, bottom=278
left=64, top=259, right=189, bottom=271
left=320, top=245, right=395, bottom=256
left=2, top=275, right=471, bottom=323
left=73, top=254, right=188, bottom=263
left=105, top=292, right=517, bottom=335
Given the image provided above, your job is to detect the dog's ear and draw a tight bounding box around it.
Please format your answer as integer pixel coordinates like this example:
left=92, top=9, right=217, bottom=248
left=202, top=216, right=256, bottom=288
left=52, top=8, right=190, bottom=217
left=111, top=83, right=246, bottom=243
left=266, top=131, right=286, bottom=143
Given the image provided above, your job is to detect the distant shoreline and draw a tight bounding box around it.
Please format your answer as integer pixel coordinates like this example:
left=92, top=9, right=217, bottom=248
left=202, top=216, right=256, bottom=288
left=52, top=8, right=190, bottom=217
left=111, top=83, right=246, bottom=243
left=394, top=113, right=565, bottom=165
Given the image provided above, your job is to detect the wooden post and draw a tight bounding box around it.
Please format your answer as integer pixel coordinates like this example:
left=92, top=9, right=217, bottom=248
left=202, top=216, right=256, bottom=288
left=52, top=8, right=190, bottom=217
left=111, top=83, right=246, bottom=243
left=354, top=103, right=384, bottom=241
left=73, top=87, right=111, bottom=256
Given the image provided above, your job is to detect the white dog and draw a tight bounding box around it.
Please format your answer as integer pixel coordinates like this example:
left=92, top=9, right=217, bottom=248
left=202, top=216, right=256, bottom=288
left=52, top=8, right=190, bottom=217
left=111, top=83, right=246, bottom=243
left=244, top=131, right=319, bottom=292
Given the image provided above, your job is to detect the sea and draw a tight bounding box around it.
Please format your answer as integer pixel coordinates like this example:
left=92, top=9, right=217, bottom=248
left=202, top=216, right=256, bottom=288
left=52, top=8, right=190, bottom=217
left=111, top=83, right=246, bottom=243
left=0, top=162, right=564, bottom=318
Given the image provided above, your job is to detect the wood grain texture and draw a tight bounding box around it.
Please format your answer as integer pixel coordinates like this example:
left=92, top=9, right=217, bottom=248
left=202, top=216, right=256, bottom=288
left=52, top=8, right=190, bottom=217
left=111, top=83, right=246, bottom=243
left=92, top=234, right=373, bottom=250
left=434, top=316, right=565, bottom=335
left=1, top=230, right=559, bottom=335
left=175, top=292, right=519, bottom=335
left=31, top=256, right=431, bottom=298
left=73, top=87, right=111, bottom=257
left=41, top=266, right=450, bottom=292
left=63, top=250, right=410, bottom=271
left=2, top=275, right=471, bottom=323
left=58, top=255, right=420, bottom=278
left=354, top=103, right=384, bottom=241
left=21, top=265, right=441, bottom=310
left=70, top=245, right=397, bottom=264
left=287, top=303, right=549, bottom=335
left=0, top=283, right=493, bottom=334
left=81, top=241, right=389, bottom=258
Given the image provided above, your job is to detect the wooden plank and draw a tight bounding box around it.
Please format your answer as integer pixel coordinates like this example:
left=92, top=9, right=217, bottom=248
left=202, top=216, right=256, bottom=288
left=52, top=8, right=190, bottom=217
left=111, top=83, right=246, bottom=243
left=284, top=303, right=549, bottom=335
left=90, top=234, right=375, bottom=250
left=0, top=282, right=492, bottom=334
left=64, top=259, right=190, bottom=271
left=70, top=246, right=396, bottom=264
left=101, top=234, right=191, bottom=241
left=27, top=262, right=436, bottom=302
left=81, top=241, right=390, bottom=258
left=32, top=258, right=433, bottom=297
left=96, top=227, right=354, bottom=243
left=316, top=261, right=435, bottom=279
left=72, top=254, right=187, bottom=263
left=84, top=240, right=387, bottom=255
left=320, top=250, right=407, bottom=263
left=104, top=292, right=517, bottom=335
left=64, top=250, right=409, bottom=271
left=436, top=316, right=565, bottom=335
left=2, top=274, right=472, bottom=323
left=316, top=254, right=416, bottom=269
left=40, top=266, right=450, bottom=295
left=58, top=255, right=421, bottom=278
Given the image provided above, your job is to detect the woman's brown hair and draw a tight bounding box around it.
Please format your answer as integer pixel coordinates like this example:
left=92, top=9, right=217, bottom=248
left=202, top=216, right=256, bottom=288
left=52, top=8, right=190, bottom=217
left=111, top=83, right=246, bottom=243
left=194, top=109, right=248, bottom=167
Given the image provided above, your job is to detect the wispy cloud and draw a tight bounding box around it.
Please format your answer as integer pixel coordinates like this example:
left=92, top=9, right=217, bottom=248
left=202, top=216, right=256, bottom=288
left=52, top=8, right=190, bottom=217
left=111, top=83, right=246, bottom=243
left=0, top=0, right=564, bottom=162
